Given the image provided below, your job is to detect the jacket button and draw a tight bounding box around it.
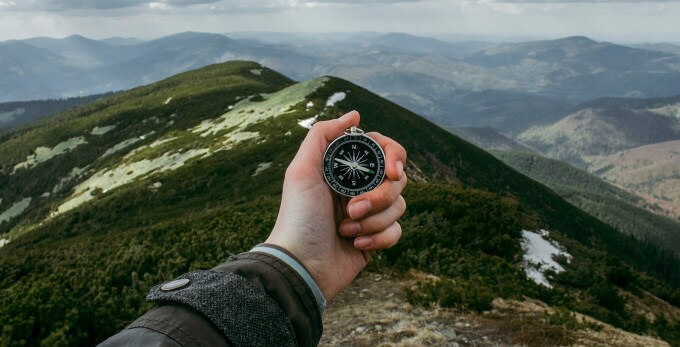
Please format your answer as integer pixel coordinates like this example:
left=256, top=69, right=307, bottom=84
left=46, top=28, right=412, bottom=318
left=161, top=278, right=190, bottom=292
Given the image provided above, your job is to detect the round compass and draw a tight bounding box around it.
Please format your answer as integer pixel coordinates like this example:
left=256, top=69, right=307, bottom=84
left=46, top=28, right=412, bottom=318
left=323, top=126, right=386, bottom=197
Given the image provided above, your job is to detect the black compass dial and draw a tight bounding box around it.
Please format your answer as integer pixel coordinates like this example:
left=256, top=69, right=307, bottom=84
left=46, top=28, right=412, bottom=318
left=323, top=134, right=385, bottom=197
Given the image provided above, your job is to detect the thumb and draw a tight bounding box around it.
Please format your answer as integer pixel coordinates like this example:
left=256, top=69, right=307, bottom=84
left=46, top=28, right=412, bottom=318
left=286, top=111, right=360, bottom=181
left=305, top=110, right=360, bottom=148
left=299, top=110, right=360, bottom=160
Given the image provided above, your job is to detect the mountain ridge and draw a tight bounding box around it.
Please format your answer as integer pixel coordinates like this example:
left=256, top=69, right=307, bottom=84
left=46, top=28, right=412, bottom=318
left=1, top=61, right=679, bottom=345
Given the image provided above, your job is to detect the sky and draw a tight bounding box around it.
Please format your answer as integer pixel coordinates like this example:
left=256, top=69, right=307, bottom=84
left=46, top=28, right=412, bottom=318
left=0, top=0, right=679, bottom=43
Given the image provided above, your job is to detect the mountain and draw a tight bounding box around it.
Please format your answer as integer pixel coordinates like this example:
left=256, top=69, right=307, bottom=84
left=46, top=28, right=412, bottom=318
left=5, top=32, right=680, bottom=134
left=518, top=96, right=680, bottom=166
left=448, top=126, right=536, bottom=152
left=632, top=43, right=680, bottom=56
left=588, top=140, right=680, bottom=220
left=98, top=37, right=144, bottom=46
left=1, top=61, right=679, bottom=345
left=493, top=150, right=680, bottom=252
left=516, top=95, right=680, bottom=219
left=22, top=35, right=136, bottom=67
left=465, top=36, right=680, bottom=100
left=0, top=93, right=112, bottom=132
left=425, top=89, right=576, bottom=134
left=0, top=41, right=79, bottom=102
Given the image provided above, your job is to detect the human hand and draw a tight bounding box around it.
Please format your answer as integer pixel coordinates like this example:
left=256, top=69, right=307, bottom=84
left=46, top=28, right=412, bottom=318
left=266, top=110, right=408, bottom=300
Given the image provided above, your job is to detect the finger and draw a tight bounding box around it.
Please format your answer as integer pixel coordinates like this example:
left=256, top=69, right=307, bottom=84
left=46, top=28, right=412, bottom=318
left=354, top=222, right=402, bottom=251
left=346, top=172, right=407, bottom=220
left=366, top=132, right=407, bottom=182
left=340, top=195, right=406, bottom=237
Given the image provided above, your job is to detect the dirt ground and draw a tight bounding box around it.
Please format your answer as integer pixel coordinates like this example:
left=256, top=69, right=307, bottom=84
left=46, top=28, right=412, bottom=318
left=319, top=271, right=668, bottom=347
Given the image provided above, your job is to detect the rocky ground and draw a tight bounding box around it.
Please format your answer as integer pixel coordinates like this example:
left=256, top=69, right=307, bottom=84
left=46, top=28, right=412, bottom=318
left=320, top=271, right=668, bottom=346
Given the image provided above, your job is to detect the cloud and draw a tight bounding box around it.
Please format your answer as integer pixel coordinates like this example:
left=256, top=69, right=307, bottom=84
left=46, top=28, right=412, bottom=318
left=5, top=0, right=221, bottom=12
left=491, top=0, right=675, bottom=2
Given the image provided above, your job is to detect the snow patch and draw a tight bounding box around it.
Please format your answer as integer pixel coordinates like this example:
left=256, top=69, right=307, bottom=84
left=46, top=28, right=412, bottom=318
left=101, top=134, right=147, bottom=158
left=166, top=120, right=175, bottom=127
left=298, top=115, right=318, bottom=129
left=41, top=192, right=50, bottom=198
left=250, top=69, right=262, bottom=75
left=0, top=238, right=9, bottom=248
left=306, top=101, right=314, bottom=109
left=325, top=92, right=346, bottom=107
left=53, top=167, right=87, bottom=193
left=54, top=149, right=210, bottom=216
left=0, top=197, right=32, bottom=225
left=91, top=125, right=116, bottom=135
left=13, top=137, right=87, bottom=173
left=520, top=229, right=572, bottom=288
left=164, top=97, right=173, bottom=105
left=192, top=77, right=327, bottom=138
left=252, top=162, right=272, bottom=176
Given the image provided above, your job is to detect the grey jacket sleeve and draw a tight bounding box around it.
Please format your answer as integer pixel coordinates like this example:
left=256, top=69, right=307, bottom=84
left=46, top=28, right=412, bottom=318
left=100, top=244, right=324, bottom=347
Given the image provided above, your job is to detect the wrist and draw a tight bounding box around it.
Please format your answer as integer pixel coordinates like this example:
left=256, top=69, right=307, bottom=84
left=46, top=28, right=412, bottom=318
left=251, top=243, right=327, bottom=313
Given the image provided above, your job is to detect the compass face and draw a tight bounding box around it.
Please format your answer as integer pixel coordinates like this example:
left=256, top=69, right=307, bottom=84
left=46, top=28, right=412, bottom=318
left=323, top=134, right=385, bottom=197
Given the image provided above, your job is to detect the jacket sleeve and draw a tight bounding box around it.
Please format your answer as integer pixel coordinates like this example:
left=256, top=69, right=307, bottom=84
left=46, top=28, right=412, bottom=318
left=99, top=244, right=325, bottom=347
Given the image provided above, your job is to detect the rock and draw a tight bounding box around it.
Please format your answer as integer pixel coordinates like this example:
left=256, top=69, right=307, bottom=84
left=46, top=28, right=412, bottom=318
left=374, top=324, right=382, bottom=331
left=374, top=275, right=383, bottom=281
left=355, top=326, right=365, bottom=333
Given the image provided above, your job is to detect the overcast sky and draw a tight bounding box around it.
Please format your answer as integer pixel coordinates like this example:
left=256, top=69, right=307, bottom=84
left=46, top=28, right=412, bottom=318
left=0, top=0, right=678, bottom=43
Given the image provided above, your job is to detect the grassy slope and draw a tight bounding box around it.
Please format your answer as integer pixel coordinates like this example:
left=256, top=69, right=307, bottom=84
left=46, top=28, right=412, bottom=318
left=1, top=61, right=679, bottom=345
left=493, top=150, right=680, bottom=254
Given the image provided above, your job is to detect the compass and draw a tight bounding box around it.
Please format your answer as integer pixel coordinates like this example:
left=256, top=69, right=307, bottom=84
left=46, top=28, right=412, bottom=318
left=323, top=126, right=386, bottom=197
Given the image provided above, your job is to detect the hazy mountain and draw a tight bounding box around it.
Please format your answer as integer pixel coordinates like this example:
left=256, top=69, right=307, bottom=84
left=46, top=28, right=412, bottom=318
left=426, top=90, right=576, bottom=134
left=1, top=61, right=678, bottom=345
left=0, top=41, right=80, bottom=101
left=465, top=36, right=680, bottom=100
left=631, top=42, right=680, bottom=56
left=448, top=126, right=536, bottom=152
left=22, top=34, right=136, bottom=67
left=0, top=93, right=112, bottom=132
left=518, top=95, right=680, bottom=166
left=99, top=36, right=145, bottom=46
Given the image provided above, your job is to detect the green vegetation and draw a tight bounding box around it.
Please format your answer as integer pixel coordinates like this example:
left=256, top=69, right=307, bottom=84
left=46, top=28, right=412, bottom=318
left=1, top=61, right=679, bottom=345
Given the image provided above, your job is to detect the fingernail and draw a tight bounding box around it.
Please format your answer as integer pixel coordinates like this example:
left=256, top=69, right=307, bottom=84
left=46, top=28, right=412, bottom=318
left=348, top=200, right=372, bottom=220
left=354, top=236, right=373, bottom=250
left=342, top=221, right=361, bottom=235
left=396, top=160, right=404, bottom=180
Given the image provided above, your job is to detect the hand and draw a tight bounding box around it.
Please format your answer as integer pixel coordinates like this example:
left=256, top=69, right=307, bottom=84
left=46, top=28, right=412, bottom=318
left=266, top=110, right=408, bottom=300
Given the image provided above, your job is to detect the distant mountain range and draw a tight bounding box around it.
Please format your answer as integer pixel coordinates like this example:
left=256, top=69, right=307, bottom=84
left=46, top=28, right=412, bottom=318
left=4, top=32, right=680, bottom=121
left=1, top=61, right=679, bottom=345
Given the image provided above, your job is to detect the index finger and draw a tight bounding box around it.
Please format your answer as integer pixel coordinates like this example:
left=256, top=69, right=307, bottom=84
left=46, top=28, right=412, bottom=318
left=366, top=132, right=407, bottom=182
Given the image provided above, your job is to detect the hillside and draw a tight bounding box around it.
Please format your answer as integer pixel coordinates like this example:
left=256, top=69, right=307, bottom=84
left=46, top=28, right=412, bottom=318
left=1, top=61, right=679, bottom=345
left=516, top=95, right=680, bottom=219
left=589, top=140, right=680, bottom=220
left=0, top=93, right=111, bottom=132
left=493, top=151, right=680, bottom=253
left=448, top=126, right=537, bottom=152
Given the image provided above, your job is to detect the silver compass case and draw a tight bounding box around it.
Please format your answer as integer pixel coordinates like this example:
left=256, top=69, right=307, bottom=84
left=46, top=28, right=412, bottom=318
left=323, top=126, right=386, bottom=197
